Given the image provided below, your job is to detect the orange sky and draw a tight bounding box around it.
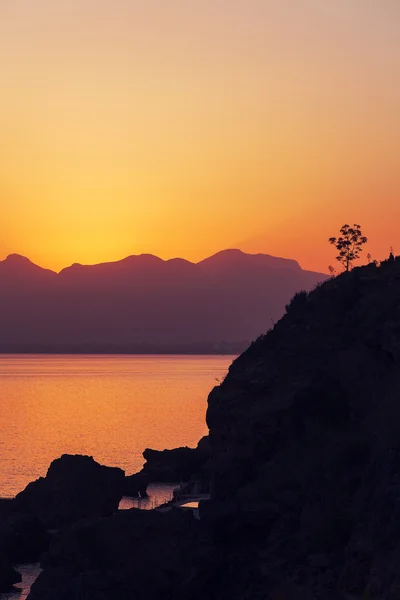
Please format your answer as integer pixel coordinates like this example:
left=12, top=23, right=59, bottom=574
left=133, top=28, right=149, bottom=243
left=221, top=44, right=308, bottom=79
left=0, top=0, right=399, bottom=273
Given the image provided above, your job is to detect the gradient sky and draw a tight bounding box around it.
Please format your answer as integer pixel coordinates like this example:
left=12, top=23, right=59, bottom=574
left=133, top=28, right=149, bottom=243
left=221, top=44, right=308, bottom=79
left=1, top=0, right=399, bottom=273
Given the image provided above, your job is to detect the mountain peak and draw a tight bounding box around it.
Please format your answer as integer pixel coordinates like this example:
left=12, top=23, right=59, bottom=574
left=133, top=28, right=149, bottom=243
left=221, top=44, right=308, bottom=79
left=5, top=253, right=32, bottom=264
left=0, top=254, right=56, bottom=278
left=207, top=249, right=246, bottom=260
left=198, top=249, right=302, bottom=271
left=123, top=254, right=164, bottom=264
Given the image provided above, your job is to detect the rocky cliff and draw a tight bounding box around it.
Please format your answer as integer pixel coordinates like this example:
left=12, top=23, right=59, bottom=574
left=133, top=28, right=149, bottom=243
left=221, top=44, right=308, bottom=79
left=201, top=256, right=400, bottom=599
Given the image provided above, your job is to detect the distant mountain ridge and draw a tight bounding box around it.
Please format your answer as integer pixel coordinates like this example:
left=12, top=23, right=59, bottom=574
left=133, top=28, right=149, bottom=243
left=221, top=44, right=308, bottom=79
left=1, top=249, right=304, bottom=275
left=0, top=249, right=327, bottom=352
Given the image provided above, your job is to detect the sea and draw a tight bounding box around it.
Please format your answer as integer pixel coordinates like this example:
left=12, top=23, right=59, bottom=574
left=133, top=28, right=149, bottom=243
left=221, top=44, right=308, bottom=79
left=0, top=354, right=234, bottom=599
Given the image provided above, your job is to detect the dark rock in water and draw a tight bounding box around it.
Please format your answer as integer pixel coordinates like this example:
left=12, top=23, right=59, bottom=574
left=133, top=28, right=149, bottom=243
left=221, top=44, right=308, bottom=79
left=123, top=471, right=149, bottom=497
left=0, top=512, right=50, bottom=563
left=0, top=555, right=21, bottom=592
left=142, top=435, right=210, bottom=483
left=15, top=454, right=125, bottom=529
left=27, top=508, right=210, bottom=600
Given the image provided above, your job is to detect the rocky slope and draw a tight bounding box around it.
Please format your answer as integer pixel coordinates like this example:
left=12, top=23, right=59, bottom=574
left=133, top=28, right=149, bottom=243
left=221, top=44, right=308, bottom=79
left=201, top=256, right=400, bottom=599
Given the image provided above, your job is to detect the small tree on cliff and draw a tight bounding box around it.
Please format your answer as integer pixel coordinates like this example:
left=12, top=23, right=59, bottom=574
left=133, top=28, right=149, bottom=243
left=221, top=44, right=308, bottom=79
left=329, top=224, right=368, bottom=272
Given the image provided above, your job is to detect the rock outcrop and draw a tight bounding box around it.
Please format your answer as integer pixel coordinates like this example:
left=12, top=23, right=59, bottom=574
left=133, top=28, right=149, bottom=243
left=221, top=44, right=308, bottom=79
left=15, top=454, right=125, bottom=529
left=201, top=258, right=400, bottom=598
left=27, top=508, right=210, bottom=600
left=123, top=436, right=210, bottom=498
left=141, top=436, right=210, bottom=483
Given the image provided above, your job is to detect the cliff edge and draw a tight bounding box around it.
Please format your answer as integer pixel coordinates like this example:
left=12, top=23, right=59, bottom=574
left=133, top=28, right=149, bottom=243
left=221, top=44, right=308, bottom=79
left=202, top=256, right=400, bottom=598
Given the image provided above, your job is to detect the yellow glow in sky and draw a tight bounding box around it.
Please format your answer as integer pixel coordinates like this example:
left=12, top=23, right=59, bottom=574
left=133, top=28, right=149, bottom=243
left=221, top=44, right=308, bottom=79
left=0, top=0, right=399, bottom=272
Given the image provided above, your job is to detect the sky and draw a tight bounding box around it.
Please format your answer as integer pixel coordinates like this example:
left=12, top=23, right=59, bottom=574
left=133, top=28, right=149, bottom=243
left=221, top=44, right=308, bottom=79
left=0, top=0, right=399, bottom=273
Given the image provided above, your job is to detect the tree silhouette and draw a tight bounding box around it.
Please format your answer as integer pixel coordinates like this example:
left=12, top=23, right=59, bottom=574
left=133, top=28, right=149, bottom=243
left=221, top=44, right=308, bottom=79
left=329, top=224, right=368, bottom=272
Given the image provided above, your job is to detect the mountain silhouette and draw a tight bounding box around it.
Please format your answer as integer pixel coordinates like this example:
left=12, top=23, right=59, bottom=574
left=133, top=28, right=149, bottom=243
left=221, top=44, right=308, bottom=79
left=0, top=250, right=327, bottom=352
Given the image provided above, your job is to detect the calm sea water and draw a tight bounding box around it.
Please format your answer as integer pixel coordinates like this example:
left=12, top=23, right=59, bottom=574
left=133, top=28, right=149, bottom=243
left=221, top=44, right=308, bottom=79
left=0, top=355, right=234, bottom=599
left=0, top=354, right=234, bottom=498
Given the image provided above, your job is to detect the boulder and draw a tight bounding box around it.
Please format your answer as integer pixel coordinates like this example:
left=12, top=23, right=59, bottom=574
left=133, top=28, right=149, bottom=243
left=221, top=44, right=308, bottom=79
left=15, top=454, right=125, bottom=529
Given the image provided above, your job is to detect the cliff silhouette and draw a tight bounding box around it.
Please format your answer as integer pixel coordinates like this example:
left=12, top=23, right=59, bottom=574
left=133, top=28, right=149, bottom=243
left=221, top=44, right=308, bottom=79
left=0, top=249, right=326, bottom=352
left=200, top=256, right=400, bottom=598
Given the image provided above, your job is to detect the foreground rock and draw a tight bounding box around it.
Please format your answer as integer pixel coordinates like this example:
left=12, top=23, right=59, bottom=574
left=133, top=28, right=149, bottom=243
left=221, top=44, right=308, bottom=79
left=0, top=555, right=21, bottom=592
left=28, top=508, right=211, bottom=600
left=15, top=455, right=125, bottom=529
left=141, top=435, right=210, bottom=483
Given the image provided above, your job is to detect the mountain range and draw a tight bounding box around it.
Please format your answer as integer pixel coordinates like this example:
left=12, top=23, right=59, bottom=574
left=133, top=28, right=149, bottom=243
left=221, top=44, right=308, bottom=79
left=0, top=249, right=327, bottom=353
